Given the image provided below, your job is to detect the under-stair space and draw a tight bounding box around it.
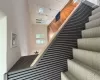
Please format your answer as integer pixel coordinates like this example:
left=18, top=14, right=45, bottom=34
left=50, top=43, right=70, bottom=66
left=61, top=6, right=100, bottom=80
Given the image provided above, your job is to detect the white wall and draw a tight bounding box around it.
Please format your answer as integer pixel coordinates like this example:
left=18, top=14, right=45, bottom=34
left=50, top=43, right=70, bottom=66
left=0, top=0, right=47, bottom=79
left=0, top=16, right=7, bottom=80
left=0, top=0, right=34, bottom=74
left=12, top=0, right=34, bottom=56
left=31, top=24, right=48, bottom=54
left=0, top=0, right=22, bottom=73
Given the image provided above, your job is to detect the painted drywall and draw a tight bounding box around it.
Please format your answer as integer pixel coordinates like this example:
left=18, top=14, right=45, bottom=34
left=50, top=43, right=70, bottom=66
left=0, top=0, right=34, bottom=73
left=0, top=16, right=7, bottom=80
left=12, top=0, right=34, bottom=56
left=0, top=0, right=21, bottom=72
left=31, top=24, right=48, bottom=54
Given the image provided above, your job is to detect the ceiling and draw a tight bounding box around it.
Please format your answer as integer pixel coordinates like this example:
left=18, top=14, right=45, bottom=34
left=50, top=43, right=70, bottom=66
left=0, top=11, right=6, bottom=19
left=28, top=0, right=70, bottom=25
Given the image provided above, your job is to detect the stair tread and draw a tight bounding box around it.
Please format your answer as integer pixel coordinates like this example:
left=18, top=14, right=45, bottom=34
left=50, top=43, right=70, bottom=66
left=85, top=18, right=100, bottom=29
left=61, top=72, right=70, bottom=80
left=61, top=72, right=78, bottom=80
left=92, top=7, right=100, bottom=15
left=65, top=72, right=78, bottom=80
left=68, top=59, right=100, bottom=80
left=89, top=12, right=100, bottom=21
left=78, top=38, right=100, bottom=52
left=73, top=48, right=100, bottom=71
left=72, top=59, right=100, bottom=74
left=82, top=26, right=100, bottom=38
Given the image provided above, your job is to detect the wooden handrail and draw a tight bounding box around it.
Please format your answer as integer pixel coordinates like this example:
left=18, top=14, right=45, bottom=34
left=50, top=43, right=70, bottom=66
left=30, top=1, right=82, bottom=67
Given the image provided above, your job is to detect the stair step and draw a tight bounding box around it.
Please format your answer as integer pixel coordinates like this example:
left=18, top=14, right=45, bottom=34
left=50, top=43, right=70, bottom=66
left=78, top=38, right=100, bottom=52
left=61, top=72, right=77, bottom=80
left=82, top=27, right=100, bottom=38
left=68, top=59, right=100, bottom=80
left=92, top=7, right=100, bottom=15
left=73, top=48, right=100, bottom=71
left=61, top=72, right=70, bottom=80
left=65, top=72, right=77, bottom=80
left=85, top=18, right=100, bottom=29
left=89, top=12, right=100, bottom=21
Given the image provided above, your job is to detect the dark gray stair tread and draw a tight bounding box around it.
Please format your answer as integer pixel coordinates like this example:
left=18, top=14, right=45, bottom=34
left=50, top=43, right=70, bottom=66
left=9, top=55, right=38, bottom=72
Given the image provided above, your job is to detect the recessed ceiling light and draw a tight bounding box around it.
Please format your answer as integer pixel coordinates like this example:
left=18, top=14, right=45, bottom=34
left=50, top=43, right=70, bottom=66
left=39, top=8, right=44, bottom=14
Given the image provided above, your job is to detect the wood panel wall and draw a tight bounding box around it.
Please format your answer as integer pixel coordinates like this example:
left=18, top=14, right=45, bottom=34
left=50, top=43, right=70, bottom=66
left=48, top=0, right=78, bottom=41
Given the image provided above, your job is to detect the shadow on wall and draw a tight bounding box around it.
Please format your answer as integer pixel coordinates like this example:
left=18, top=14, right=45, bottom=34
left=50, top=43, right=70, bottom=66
left=0, top=11, right=7, bottom=80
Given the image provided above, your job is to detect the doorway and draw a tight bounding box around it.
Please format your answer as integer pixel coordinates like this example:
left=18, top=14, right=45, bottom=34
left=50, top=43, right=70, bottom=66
left=0, top=11, right=7, bottom=80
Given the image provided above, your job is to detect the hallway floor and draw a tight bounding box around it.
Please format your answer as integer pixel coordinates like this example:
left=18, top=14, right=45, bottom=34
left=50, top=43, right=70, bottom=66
left=9, top=55, right=38, bottom=72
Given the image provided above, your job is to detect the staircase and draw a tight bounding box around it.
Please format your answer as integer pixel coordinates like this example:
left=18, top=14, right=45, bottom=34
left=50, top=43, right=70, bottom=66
left=61, top=6, right=100, bottom=80
left=7, top=2, right=93, bottom=80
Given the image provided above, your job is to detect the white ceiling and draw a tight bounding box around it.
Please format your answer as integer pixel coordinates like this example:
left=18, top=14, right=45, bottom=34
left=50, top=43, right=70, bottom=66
left=0, top=11, right=6, bottom=19
left=28, top=0, right=69, bottom=25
